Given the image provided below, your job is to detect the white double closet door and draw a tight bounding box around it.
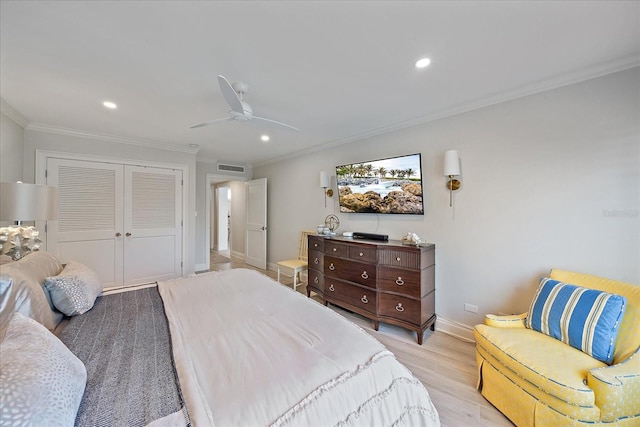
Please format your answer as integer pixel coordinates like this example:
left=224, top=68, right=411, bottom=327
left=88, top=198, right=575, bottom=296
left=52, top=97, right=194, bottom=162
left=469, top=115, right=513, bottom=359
left=47, top=158, right=182, bottom=288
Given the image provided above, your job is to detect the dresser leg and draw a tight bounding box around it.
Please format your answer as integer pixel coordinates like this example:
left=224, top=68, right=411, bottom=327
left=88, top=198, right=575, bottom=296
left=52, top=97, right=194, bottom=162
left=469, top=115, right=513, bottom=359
left=373, top=320, right=379, bottom=331
left=417, top=331, right=423, bottom=345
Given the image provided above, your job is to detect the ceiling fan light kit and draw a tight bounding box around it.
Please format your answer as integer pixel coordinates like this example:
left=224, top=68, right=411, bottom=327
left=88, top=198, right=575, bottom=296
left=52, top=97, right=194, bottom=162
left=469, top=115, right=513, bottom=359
left=190, top=75, right=299, bottom=131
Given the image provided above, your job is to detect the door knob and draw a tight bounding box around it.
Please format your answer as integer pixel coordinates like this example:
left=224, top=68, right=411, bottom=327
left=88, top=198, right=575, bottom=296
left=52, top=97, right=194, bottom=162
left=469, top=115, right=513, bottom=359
left=115, top=232, right=121, bottom=237
left=125, top=232, right=132, bottom=237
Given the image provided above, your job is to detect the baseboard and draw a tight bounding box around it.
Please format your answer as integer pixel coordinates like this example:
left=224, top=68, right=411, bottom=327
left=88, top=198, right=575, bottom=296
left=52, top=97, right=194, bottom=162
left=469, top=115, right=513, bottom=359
left=195, top=263, right=208, bottom=272
left=229, top=250, right=244, bottom=261
left=435, top=316, right=475, bottom=343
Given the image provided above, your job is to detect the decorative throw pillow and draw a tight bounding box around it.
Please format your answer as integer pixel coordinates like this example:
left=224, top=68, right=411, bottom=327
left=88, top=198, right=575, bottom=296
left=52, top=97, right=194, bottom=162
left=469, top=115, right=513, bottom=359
left=44, top=261, right=103, bottom=316
left=0, top=312, right=86, bottom=426
left=525, top=277, right=626, bottom=364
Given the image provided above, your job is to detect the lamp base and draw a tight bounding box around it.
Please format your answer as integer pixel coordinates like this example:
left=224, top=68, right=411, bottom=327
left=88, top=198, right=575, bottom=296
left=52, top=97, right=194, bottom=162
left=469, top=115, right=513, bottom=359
left=0, top=226, right=42, bottom=260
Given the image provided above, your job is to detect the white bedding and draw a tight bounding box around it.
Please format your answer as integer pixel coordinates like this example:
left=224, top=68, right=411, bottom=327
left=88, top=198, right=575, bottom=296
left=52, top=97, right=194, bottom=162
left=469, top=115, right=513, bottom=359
left=158, top=269, right=440, bottom=427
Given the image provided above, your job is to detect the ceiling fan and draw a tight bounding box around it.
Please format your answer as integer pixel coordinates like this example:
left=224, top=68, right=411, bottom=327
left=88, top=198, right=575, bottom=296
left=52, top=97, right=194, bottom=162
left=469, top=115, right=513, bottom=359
left=190, top=75, right=299, bottom=131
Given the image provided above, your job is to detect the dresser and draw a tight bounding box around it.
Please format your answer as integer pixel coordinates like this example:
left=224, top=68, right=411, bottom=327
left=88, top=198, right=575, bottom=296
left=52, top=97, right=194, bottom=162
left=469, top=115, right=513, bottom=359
left=307, top=235, right=436, bottom=344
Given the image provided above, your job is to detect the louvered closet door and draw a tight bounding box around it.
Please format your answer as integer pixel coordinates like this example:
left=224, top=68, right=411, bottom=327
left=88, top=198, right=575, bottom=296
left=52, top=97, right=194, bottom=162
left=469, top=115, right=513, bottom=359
left=47, top=159, right=124, bottom=287
left=123, top=166, right=182, bottom=286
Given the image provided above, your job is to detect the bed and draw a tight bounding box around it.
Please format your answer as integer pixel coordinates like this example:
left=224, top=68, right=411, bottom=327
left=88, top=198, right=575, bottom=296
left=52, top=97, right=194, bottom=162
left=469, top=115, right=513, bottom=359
left=0, top=252, right=440, bottom=426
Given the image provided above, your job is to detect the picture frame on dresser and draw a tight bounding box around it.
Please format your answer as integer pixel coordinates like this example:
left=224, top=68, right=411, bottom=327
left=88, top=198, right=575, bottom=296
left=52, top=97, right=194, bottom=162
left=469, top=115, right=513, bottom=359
left=307, top=234, right=436, bottom=344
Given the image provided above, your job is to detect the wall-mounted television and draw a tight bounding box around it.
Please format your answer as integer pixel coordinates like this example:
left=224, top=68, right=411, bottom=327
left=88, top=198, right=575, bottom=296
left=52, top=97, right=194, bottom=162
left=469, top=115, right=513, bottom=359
left=335, top=153, right=424, bottom=214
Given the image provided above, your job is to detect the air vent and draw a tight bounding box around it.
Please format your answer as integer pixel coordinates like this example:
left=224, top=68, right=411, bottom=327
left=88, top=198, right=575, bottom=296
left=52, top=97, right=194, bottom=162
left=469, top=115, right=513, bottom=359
left=217, top=163, right=245, bottom=173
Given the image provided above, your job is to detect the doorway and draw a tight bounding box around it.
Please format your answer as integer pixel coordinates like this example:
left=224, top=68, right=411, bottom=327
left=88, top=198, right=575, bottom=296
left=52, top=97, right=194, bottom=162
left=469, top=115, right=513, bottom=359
left=205, top=174, right=248, bottom=271
left=212, top=183, right=231, bottom=258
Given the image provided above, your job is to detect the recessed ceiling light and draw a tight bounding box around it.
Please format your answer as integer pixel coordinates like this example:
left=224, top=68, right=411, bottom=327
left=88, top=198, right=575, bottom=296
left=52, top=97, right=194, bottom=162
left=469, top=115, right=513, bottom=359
left=261, top=135, right=270, bottom=142
left=103, top=101, right=117, bottom=109
left=415, top=57, right=431, bottom=69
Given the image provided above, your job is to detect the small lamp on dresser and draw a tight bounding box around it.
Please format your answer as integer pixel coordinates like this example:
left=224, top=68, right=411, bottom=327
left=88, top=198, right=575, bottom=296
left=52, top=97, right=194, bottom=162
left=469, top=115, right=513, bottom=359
left=0, top=182, right=58, bottom=260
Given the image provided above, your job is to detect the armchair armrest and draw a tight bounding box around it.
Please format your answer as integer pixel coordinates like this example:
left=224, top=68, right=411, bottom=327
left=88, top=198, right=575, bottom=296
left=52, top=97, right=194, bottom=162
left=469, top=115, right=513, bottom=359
left=588, top=347, right=640, bottom=422
left=484, top=313, right=527, bottom=328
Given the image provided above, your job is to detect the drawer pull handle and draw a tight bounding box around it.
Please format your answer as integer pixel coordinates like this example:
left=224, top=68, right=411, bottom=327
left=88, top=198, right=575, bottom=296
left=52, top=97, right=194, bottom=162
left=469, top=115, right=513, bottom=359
left=333, top=248, right=337, bottom=252
left=395, top=277, right=404, bottom=286
left=395, top=303, right=404, bottom=312
left=359, top=252, right=364, bottom=257
left=361, top=271, right=369, bottom=279
left=314, top=277, right=319, bottom=284
left=361, top=295, right=369, bottom=304
left=314, top=243, right=318, bottom=247
left=314, top=257, right=319, bottom=264
left=396, top=256, right=401, bottom=262
left=329, top=263, right=335, bottom=271
left=329, top=284, right=335, bottom=292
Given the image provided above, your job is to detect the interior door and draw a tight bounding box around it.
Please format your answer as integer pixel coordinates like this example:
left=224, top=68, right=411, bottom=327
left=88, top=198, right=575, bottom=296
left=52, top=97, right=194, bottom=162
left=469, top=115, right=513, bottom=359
left=245, top=178, right=267, bottom=269
left=47, top=158, right=124, bottom=287
left=123, top=166, right=182, bottom=286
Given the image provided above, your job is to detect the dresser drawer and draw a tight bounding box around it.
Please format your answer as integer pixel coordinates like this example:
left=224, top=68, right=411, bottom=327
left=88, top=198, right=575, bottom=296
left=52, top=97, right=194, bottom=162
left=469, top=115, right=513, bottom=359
left=324, top=256, right=376, bottom=288
left=325, top=241, right=348, bottom=257
left=378, top=293, right=421, bottom=324
left=325, top=278, right=377, bottom=315
left=378, top=267, right=421, bottom=298
left=308, top=249, right=324, bottom=271
left=307, top=269, right=324, bottom=292
left=308, top=235, right=324, bottom=251
left=348, top=245, right=377, bottom=263
left=378, top=249, right=420, bottom=269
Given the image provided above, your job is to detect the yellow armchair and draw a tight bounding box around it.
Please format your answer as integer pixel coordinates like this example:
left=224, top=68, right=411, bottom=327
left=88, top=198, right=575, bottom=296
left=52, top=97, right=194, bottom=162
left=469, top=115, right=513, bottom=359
left=474, top=270, right=640, bottom=426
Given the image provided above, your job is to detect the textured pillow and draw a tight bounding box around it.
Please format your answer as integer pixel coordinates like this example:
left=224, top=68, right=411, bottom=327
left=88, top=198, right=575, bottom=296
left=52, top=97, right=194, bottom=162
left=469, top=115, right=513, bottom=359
left=525, top=277, right=626, bottom=364
left=44, top=261, right=103, bottom=316
left=0, top=312, right=86, bottom=426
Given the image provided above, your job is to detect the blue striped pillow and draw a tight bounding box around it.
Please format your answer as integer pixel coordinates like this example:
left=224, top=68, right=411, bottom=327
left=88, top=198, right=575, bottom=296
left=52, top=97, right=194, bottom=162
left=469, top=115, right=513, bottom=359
left=525, top=278, right=626, bottom=364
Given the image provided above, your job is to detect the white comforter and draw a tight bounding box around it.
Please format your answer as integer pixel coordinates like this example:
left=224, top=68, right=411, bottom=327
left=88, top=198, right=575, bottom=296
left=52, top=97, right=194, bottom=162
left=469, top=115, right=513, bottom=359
left=157, top=269, right=440, bottom=427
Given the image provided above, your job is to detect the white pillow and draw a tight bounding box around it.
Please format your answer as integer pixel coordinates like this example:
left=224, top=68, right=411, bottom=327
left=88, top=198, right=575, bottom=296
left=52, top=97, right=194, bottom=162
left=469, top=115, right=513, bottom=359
left=0, top=312, right=86, bottom=426
left=44, top=261, right=103, bottom=316
left=0, top=251, right=64, bottom=330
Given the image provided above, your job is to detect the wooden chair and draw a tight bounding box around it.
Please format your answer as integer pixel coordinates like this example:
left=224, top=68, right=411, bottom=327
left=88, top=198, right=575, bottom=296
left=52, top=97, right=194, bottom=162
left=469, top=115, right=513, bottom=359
left=277, top=230, right=315, bottom=291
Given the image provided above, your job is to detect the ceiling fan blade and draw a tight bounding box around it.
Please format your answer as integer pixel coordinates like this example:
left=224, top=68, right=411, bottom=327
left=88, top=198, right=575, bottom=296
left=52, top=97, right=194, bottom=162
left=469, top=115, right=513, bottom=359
left=253, top=116, right=300, bottom=131
left=217, top=75, right=244, bottom=114
left=190, top=117, right=232, bottom=128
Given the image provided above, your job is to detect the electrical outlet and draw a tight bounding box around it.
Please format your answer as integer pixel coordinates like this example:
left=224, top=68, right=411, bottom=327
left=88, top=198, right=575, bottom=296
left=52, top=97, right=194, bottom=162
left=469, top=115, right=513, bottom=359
left=464, top=303, right=478, bottom=313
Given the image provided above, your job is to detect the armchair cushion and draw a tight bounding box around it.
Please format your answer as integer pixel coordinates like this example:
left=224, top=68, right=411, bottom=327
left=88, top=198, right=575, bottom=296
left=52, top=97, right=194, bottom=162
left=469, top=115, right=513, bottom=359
left=475, top=324, right=605, bottom=411
left=525, top=277, right=626, bottom=364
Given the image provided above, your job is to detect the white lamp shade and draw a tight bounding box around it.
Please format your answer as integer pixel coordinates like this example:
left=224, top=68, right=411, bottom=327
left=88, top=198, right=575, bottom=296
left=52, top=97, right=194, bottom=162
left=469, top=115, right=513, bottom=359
left=0, top=182, right=58, bottom=221
left=320, top=171, right=330, bottom=188
left=443, top=150, right=460, bottom=176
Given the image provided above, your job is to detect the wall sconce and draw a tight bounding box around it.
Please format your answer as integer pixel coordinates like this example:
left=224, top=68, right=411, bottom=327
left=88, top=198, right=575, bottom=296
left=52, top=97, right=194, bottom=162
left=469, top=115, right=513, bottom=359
left=0, top=182, right=58, bottom=260
left=320, top=171, right=333, bottom=207
left=443, top=150, right=461, bottom=207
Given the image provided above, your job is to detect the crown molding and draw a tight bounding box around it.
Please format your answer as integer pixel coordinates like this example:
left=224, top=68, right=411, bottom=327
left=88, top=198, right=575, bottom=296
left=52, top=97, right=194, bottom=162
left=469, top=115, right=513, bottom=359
left=0, top=99, right=29, bottom=128
left=25, top=122, right=200, bottom=154
left=254, top=57, right=640, bottom=168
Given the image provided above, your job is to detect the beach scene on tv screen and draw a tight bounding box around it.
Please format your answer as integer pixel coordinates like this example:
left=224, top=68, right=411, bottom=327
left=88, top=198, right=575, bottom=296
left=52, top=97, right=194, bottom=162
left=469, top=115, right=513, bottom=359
left=336, top=153, right=423, bottom=214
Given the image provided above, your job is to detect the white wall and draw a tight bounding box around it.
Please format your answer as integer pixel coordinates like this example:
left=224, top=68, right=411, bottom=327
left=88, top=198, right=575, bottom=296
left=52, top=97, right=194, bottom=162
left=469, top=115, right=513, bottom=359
left=22, top=129, right=198, bottom=273
left=0, top=110, right=25, bottom=182
left=254, top=68, right=640, bottom=338
left=0, top=109, right=26, bottom=228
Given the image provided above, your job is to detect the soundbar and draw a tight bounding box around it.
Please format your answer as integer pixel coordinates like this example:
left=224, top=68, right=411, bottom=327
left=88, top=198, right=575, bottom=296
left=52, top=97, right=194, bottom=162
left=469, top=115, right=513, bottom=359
left=352, top=232, right=389, bottom=241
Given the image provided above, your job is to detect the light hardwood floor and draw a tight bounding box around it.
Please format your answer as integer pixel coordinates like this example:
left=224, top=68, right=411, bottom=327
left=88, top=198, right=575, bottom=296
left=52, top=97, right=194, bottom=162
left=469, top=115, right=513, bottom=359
left=210, top=251, right=514, bottom=426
